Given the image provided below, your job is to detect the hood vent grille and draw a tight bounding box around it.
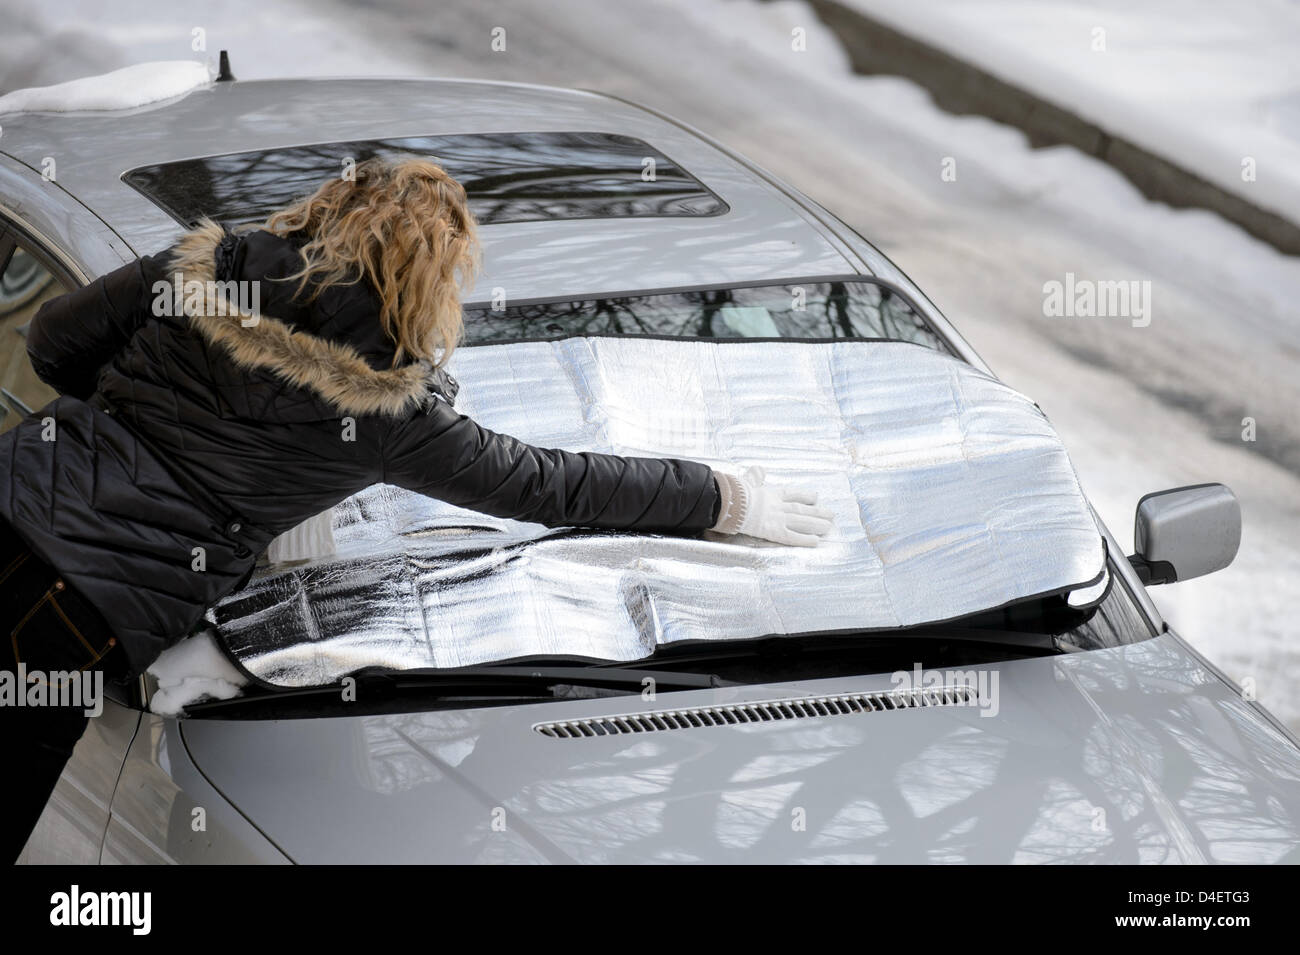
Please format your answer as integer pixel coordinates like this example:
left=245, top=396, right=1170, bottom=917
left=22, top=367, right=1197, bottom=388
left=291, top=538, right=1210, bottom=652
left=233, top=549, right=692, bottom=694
left=533, top=684, right=978, bottom=739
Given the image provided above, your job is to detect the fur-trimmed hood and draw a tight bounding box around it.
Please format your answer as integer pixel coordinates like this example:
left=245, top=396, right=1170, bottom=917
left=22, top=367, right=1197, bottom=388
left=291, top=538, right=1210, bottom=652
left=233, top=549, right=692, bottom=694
left=165, top=218, right=458, bottom=418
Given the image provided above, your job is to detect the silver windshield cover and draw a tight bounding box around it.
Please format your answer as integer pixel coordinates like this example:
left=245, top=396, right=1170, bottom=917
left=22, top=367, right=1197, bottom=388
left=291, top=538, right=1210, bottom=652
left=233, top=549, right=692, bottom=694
left=214, top=338, right=1105, bottom=688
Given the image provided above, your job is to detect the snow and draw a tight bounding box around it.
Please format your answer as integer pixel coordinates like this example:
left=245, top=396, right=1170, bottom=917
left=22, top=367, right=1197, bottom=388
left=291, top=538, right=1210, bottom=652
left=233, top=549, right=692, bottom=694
left=146, top=630, right=248, bottom=717
left=0, top=60, right=210, bottom=114
left=841, top=0, right=1300, bottom=233
left=0, top=0, right=431, bottom=94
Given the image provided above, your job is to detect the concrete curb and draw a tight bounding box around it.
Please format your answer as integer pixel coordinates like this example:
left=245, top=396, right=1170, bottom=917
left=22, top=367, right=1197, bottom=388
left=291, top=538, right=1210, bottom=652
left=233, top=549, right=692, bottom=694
left=807, top=0, right=1300, bottom=257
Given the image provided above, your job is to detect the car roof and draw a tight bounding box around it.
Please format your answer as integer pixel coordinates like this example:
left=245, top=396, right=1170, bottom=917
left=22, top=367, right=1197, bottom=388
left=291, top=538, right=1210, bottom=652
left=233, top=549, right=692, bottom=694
left=0, top=76, right=863, bottom=299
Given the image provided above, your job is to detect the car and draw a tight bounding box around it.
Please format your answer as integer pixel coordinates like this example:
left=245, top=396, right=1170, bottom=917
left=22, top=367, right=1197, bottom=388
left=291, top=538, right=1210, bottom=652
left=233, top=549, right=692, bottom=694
left=3, top=66, right=1298, bottom=864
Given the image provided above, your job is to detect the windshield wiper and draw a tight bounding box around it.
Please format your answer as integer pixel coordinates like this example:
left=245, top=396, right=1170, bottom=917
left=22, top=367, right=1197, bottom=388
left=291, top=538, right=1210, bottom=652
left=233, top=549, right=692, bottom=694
left=354, top=664, right=725, bottom=694
left=597, top=626, right=1062, bottom=672
left=184, top=663, right=727, bottom=716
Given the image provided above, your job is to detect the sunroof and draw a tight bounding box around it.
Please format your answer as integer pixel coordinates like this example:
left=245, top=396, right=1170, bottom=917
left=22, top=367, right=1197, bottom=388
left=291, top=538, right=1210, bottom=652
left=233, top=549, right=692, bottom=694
left=122, top=131, right=729, bottom=227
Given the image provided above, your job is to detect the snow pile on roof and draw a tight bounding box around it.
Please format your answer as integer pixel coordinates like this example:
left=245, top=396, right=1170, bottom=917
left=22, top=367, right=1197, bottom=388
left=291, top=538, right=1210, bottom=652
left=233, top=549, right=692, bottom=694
left=0, top=61, right=211, bottom=115
left=147, top=629, right=248, bottom=717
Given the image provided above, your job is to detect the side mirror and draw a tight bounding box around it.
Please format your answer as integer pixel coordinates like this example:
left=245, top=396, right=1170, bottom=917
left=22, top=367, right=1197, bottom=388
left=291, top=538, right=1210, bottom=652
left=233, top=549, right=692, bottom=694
left=1129, top=484, right=1241, bottom=585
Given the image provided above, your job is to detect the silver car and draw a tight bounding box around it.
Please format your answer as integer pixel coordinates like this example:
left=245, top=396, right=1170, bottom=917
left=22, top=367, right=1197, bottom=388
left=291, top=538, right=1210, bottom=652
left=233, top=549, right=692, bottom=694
left=3, top=72, right=1297, bottom=864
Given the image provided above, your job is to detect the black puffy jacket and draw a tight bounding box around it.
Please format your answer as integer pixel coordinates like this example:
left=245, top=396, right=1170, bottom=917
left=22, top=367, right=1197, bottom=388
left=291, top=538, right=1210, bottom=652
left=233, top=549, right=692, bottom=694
left=0, top=220, right=721, bottom=676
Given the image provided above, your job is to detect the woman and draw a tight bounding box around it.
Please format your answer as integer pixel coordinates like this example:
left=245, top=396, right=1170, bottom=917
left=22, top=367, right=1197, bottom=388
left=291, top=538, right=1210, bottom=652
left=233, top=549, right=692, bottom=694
left=0, top=157, right=832, bottom=860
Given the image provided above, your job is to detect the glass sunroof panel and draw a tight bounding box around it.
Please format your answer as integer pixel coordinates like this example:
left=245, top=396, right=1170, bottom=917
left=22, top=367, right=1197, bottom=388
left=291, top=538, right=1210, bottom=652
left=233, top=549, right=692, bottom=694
left=122, top=131, right=729, bottom=227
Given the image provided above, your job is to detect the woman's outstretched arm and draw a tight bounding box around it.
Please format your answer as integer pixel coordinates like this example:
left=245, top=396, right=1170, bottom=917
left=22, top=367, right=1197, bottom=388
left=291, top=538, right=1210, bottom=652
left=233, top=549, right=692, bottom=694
left=382, top=400, right=721, bottom=533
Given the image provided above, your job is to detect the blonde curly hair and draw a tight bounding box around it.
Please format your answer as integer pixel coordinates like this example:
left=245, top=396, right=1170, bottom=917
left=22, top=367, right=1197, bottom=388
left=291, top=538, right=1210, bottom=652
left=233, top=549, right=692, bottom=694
left=262, top=156, right=481, bottom=369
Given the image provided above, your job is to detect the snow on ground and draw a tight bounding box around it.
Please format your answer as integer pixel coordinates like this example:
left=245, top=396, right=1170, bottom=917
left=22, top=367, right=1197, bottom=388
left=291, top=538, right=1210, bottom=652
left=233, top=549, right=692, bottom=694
left=2, top=0, right=1297, bottom=730
left=845, top=0, right=1300, bottom=228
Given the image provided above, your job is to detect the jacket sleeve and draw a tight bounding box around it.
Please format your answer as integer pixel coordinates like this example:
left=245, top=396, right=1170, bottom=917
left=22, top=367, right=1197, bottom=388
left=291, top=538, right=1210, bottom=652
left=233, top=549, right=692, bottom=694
left=26, top=253, right=168, bottom=400
left=383, top=400, right=721, bottom=533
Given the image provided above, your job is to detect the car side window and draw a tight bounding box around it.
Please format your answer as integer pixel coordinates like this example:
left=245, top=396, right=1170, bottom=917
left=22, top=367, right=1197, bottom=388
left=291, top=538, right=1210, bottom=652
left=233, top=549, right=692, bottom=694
left=0, top=231, right=73, bottom=433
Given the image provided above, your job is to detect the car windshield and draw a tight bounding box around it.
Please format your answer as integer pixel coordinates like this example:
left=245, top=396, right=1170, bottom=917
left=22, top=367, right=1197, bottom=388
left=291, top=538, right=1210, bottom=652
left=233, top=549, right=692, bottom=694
left=459, top=278, right=954, bottom=353
left=183, top=277, right=1134, bottom=720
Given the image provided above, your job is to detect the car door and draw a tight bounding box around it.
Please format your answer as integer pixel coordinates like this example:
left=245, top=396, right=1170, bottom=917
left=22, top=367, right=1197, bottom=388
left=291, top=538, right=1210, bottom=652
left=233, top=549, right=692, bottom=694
left=0, top=218, right=146, bottom=863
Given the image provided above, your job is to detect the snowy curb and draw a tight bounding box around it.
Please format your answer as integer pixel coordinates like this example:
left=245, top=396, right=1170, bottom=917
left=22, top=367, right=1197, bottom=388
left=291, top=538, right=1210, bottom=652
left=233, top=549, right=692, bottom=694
left=805, top=0, right=1300, bottom=257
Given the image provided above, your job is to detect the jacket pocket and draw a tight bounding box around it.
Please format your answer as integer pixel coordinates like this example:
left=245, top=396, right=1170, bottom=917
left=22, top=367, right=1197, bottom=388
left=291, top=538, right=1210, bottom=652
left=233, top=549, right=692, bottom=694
left=10, top=580, right=117, bottom=687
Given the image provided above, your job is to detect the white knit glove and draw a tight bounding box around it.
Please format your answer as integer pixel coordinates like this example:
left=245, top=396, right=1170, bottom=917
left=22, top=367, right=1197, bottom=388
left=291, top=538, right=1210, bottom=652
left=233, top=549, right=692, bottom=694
left=266, top=508, right=337, bottom=563
left=710, top=465, right=834, bottom=546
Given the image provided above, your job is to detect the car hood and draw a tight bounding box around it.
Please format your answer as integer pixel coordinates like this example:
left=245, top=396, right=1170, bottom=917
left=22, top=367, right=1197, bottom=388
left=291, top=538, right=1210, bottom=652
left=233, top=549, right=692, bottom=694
left=180, top=634, right=1300, bottom=863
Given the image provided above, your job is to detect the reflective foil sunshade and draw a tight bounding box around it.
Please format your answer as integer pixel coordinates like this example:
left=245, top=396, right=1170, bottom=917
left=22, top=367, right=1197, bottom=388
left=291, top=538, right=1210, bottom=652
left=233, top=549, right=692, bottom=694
left=212, top=338, right=1105, bottom=688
